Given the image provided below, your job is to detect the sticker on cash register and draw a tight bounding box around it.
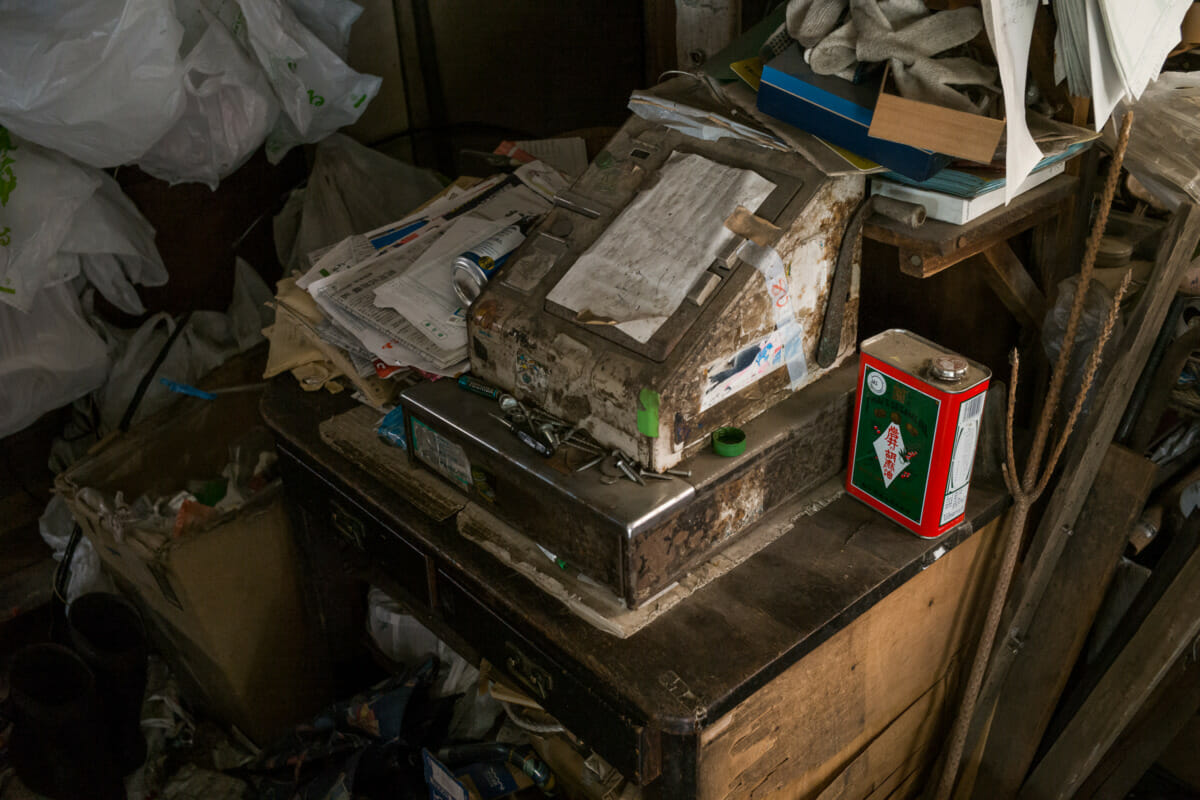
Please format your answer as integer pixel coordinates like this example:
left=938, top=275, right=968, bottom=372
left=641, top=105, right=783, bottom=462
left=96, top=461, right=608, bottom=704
left=699, top=329, right=790, bottom=412
left=411, top=419, right=472, bottom=490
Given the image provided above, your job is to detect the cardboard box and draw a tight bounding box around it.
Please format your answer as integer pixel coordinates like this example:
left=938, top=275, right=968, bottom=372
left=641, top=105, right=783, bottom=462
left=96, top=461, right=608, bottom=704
left=757, top=43, right=1003, bottom=180
left=57, top=389, right=330, bottom=744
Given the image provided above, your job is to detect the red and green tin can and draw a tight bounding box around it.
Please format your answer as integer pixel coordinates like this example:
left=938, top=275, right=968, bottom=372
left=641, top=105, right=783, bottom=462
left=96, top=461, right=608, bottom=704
left=847, top=329, right=990, bottom=538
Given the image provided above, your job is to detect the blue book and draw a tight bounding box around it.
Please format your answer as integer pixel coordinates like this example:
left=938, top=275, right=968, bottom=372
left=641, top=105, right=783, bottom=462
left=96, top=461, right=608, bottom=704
left=757, top=43, right=952, bottom=181
left=880, top=140, right=1094, bottom=198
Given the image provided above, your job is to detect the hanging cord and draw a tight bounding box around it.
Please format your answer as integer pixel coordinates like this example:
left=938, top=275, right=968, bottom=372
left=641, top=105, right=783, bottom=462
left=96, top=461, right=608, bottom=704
left=49, top=523, right=83, bottom=641
left=117, top=311, right=193, bottom=433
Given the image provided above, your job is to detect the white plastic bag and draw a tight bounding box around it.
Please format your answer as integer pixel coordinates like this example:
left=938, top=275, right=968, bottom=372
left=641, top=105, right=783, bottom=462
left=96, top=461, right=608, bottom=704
left=0, top=138, right=103, bottom=311
left=137, top=4, right=280, bottom=189
left=61, top=176, right=169, bottom=315
left=38, top=495, right=115, bottom=604
left=1, top=137, right=167, bottom=314
left=0, top=0, right=185, bottom=168
left=0, top=283, right=110, bottom=439
left=96, top=260, right=272, bottom=432
left=366, top=587, right=503, bottom=740
left=235, top=0, right=381, bottom=163
left=287, top=0, right=363, bottom=60
left=276, top=134, right=444, bottom=272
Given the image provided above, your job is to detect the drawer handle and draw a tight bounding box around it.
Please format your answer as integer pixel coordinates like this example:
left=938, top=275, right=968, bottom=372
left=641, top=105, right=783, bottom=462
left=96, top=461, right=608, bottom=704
left=329, top=499, right=366, bottom=550
left=505, top=642, right=553, bottom=702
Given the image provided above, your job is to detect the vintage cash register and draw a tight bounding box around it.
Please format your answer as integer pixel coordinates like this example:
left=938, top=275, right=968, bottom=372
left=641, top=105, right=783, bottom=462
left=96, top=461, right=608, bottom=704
left=401, top=89, right=865, bottom=608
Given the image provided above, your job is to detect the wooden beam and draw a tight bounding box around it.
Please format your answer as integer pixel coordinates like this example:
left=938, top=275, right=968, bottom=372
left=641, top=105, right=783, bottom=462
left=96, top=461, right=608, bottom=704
left=967, top=444, right=1156, bottom=797
left=959, top=203, right=1200, bottom=784
left=1043, top=514, right=1200, bottom=749
left=979, top=244, right=1048, bottom=329
left=1129, top=310, right=1200, bottom=451
left=1018, top=544, right=1200, bottom=800
left=1078, top=655, right=1200, bottom=800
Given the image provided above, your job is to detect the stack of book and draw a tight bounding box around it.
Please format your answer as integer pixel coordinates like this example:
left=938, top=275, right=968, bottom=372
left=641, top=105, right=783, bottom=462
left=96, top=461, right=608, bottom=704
left=870, top=137, right=1094, bottom=225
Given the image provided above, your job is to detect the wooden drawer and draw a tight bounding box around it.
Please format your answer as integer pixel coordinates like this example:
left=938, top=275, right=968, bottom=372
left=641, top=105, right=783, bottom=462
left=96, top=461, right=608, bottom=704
left=278, top=446, right=431, bottom=609
left=435, top=569, right=659, bottom=784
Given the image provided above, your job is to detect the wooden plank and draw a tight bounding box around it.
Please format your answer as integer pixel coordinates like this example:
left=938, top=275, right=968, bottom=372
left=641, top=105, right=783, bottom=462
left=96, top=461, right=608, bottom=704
left=674, top=0, right=739, bottom=69
left=960, top=203, right=1200, bottom=779
left=1129, top=322, right=1200, bottom=451
left=968, top=445, right=1157, bottom=797
left=1078, top=654, right=1200, bottom=800
left=1018, top=544, right=1200, bottom=800
left=979, top=244, right=1048, bottom=329
left=696, top=518, right=1002, bottom=800
left=815, top=668, right=953, bottom=800
left=1042, top=514, right=1200, bottom=748
left=1157, top=712, right=1200, bottom=790
left=863, top=175, right=1077, bottom=277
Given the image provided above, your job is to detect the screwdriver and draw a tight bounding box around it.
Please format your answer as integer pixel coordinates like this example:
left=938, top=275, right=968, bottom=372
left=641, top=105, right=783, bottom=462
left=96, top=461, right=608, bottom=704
left=488, top=413, right=556, bottom=457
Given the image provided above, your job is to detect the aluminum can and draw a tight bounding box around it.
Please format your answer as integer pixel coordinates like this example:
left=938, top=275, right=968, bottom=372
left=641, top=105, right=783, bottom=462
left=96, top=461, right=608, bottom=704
left=846, top=329, right=991, bottom=538
left=453, top=223, right=527, bottom=306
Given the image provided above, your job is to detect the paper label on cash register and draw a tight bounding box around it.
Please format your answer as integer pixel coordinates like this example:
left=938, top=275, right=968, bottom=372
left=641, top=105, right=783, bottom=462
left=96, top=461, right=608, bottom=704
left=546, top=152, right=775, bottom=343
left=412, top=418, right=472, bottom=490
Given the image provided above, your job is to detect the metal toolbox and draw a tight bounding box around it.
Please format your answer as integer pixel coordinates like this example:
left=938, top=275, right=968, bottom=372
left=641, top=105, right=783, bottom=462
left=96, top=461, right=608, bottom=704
left=399, top=363, right=856, bottom=607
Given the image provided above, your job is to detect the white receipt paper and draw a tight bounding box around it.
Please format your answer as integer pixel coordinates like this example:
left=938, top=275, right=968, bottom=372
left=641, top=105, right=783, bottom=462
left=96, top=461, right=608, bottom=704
left=546, top=152, right=775, bottom=344
left=981, top=0, right=1044, bottom=204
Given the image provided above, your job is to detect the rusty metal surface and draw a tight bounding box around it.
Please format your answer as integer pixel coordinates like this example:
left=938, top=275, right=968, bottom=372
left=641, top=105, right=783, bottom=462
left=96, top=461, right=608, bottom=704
left=400, top=363, right=857, bottom=606
left=626, top=376, right=854, bottom=604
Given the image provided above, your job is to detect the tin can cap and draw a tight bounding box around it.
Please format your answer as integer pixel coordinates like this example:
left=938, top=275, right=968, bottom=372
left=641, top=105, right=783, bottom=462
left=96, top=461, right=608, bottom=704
left=930, top=355, right=969, bottom=382
left=712, top=427, right=747, bottom=457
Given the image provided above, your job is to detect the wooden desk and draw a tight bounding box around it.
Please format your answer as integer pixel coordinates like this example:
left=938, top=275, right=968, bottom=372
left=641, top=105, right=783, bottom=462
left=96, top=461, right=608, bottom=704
left=262, top=379, right=1006, bottom=799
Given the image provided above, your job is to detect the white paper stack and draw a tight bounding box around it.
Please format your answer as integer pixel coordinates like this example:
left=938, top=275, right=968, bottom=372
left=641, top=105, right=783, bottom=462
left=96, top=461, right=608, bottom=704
left=298, top=160, right=565, bottom=377
left=1054, top=0, right=1192, bottom=130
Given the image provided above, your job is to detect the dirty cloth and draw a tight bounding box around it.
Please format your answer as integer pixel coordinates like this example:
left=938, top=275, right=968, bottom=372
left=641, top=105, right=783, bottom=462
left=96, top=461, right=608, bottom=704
left=786, top=0, right=999, bottom=113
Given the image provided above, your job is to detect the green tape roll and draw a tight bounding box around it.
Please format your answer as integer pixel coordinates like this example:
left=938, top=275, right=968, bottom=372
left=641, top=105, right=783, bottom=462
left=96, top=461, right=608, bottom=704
left=637, top=388, right=661, bottom=438
left=712, top=426, right=747, bottom=457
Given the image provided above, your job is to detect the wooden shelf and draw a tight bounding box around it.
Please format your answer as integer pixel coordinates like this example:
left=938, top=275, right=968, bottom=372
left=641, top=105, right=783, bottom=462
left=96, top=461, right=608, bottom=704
left=864, top=174, right=1079, bottom=278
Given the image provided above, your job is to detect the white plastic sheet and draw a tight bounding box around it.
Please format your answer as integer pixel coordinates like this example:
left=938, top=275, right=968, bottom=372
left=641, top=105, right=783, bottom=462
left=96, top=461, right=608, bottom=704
left=236, top=0, right=382, bottom=163
left=276, top=133, right=444, bottom=273
left=61, top=177, right=169, bottom=316
left=288, top=0, right=363, bottom=60
left=38, top=495, right=116, bottom=604
left=0, top=138, right=103, bottom=311
left=0, top=0, right=186, bottom=168
left=0, top=137, right=167, bottom=314
left=137, top=4, right=280, bottom=189
left=0, top=283, right=110, bottom=439
left=96, top=259, right=272, bottom=433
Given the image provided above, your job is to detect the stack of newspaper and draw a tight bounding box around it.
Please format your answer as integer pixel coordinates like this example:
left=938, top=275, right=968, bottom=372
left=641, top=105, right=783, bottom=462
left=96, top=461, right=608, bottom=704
left=293, top=160, right=566, bottom=378
left=1054, top=0, right=1192, bottom=129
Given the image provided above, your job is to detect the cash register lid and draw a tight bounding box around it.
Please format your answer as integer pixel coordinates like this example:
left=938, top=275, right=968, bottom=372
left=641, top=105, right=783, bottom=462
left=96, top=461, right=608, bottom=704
left=541, top=147, right=805, bottom=363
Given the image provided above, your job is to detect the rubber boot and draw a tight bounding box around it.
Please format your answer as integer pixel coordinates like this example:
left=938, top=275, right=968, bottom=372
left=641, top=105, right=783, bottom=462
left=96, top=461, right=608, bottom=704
left=7, top=643, right=125, bottom=800
left=67, top=592, right=149, bottom=776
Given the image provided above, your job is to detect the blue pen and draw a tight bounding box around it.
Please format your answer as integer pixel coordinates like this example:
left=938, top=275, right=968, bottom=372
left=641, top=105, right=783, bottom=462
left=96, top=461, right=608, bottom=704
left=159, top=378, right=268, bottom=401
left=368, top=217, right=429, bottom=250
left=159, top=378, right=217, bottom=401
